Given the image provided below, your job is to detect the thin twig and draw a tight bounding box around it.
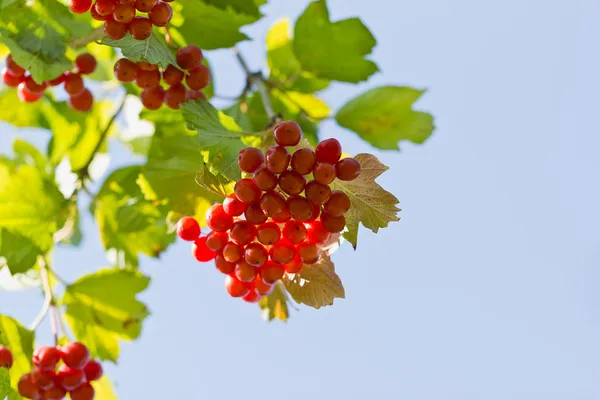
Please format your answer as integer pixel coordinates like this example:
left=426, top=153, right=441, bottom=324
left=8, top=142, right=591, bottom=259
left=29, top=257, right=56, bottom=340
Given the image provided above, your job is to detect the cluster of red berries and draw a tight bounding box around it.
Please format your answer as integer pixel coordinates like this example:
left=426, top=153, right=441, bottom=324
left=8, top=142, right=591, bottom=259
left=176, top=121, right=361, bottom=302
left=68, top=0, right=173, bottom=41
left=113, top=45, right=209, bottom=110
left=2, top=53, right=97, bottom=111
left=0, top=342, right=102, bottom=400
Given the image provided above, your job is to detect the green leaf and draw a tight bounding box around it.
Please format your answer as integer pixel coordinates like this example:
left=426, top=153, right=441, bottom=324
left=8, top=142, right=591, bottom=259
left=283, top=254, right=345, bottom=309
left=94, top=376, right=118, bottom=400
left=293, top=0, right=378, bottom=83
left=62, top=268, right=150, bottom=362
left=0, top=163, right=67, bottom=250
left=180, top=100, right=260, bottom=181
left=0, top=315, right=34, bottom=389
left=258, top=282, right=289, bottom=322
left=173, top=0, right=262, bottom=50
left=100, top=31, right=176, bottom=69
left=194, top=164, right=235, bottom=200
left=0, top=229, right=41, bottom=274
left=0, top=367, right=9, bottom=399
left=200, top=0, right=264, bottom=17
left=93, top=166, right=175, bottom=267
left=336, top=86, right=435, bottom=150
left=266, top=18, right=329, bottom=93
left=331, top=154, right=400, bottom=248
left=0, top=89, right=49, bottom=129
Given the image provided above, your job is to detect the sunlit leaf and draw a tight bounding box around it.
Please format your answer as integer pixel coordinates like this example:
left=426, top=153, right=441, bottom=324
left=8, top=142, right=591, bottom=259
left=258, top=282, right=289, bottom=322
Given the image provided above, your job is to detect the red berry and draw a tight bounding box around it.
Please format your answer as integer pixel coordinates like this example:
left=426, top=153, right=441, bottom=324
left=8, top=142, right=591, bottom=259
left=176, top=216, right=200, bottom=241
left=134, top=0, right=156, bottom=12
left=164, top=83, right=186, bottom=109
left=42, top=384, right=67, bottom=400
left=284, top=257, right=303, bottom=274
left=47, top=73, right=67, bottom=86
left=259, top=191, right=286, bottom=217
left=205, top=231, right=229, bottom=252
left=113, top=2, right=136, bottom=22
left=297, top=242, right=319, bottom=264
left=256, top=222, right=281, bottom=246
left=269, top=239, right=296, bottom=265
left=95, top=0, right=116, bottom=16
left=186, top=65, right=210, bottom=90
left=0, top=345, right=13, bottom=368
left=6, top=54, right=26, bottom=77
left=222, top=242, right=243, bottom=263
left=235, top=260, right=257, bottom=282
left=273, top=120, right=302, bottom=146
left=75, top=53, right=97, bottom=75
left=18, top=373, right=41, bottom=399
left=24, top=75, right=47, bottom=93
left=68, top=0, right=93, bottom=13
left=129, top=16, right=153, bottom=40
left=229, top=221, right=257, bottom=246
left=83, top=360, right=103, bottom=381
left=244, top=242, right=268, bottom=267
left=192, top=236, right=217, bottom=262
left=282, top=220, right=307, bottom=244
left=252, top=166, right=278, bottom=192
left=259, top=262, right=285, bottom=284
left=17, top=82, right=43, bottom=103
left=68, top=88, right=94, bottom=112
left=306, top=221, right=331, bottom=244
left=237, top=147, right=264, bottom=173
left=2, top=68, right=22, bottom=87
left=315, top=138, right=342, bottom=164
left=320, top=212, right=345, bottom=233
left=140, top=85, right=164, bottom=110
left=313, top=162, right=336, bottom=185
left=104, top=18, right=129, bottom=40
left=137, top=68, right=161, bottom=90
left=253, top=275, right=274, bottom=296
left=33, top=346, right=60, bottom=370
left=91, top=4, right=109, bottom=20
left=60, top=342, right=90, bottom=370
left=272, top=207, right=291, bottom=223
left=206, top=204, right=234, bottom=232
left=148, top=1, right=172, bottom=26
left=265, top=146, right=290, bottom=174
left=176, top=45, right=203, bottom=71
left=187, top=89, right=206, bottom=101
left=215, top=255, right=236, bottom=274
left=242, top=289, right=261, bottom=303
left=304, top=180, right=332, bottom=205
left=244, top=203, right=268, bottom=225
left=113, top=58, right=138, bottom=82
left=63, top=73, right=84, bottom=95
left=162, top=64, right=184, bottom=85
left=225, top=274, right=250, bottom=297
left=31, top=367, right=55, bottom=390
left=278, top=170, right=306, bottom=196
left=138, top=61, right=157, bottom=71
left=335, top=158, right=361, bottom=181
left=223, top=194, right=246, bottom=216
left=234, top=178, right=261, bottom=204
left=286, top=196, right=314, bottom=221
left=70, top=382, right=95, bottom=400
left=56, top=364, right=85, bottom=391
left=324, top=190, right=351, bottom=217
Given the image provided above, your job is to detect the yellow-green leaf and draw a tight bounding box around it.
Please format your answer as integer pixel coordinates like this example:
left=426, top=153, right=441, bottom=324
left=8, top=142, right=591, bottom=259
left=0, top=315, right=34, bottom=391
left=331, top=154, right=400, bottom=248
left=94, top=376, right=118, bottom=400
left=0, top=368, right=9, bottom=399
left=258, top=283, right=289, bottom=322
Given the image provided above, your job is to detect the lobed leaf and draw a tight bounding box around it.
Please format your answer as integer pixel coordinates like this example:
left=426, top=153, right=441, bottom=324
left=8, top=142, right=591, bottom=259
left=258, top=282, right=289, bottom=322
left=0, top=315, right=34, bottom=390
left=101, top=31, right=176, bottom=69
left=194, top=164, right=235, bottom=200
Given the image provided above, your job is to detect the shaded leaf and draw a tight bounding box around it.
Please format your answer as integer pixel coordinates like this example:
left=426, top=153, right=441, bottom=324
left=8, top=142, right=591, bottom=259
left=194, top=164, right=235, bottom=200
left=331, top=154, right=400, bottom=248
left=62, top=268, right=150, bottom=362
left=0, top=229, right=41, bottom=275
left=101, top=31, right=176, bottom=69
left=294, top=0, right=378, bottom=83
left=336, top=86, right=435, bottom=150
left=258, top=282, right=289, bottom=322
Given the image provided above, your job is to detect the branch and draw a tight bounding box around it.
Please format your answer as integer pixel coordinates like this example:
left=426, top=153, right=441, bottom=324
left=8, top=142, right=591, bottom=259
left=29, top=257, right=55, bottom=336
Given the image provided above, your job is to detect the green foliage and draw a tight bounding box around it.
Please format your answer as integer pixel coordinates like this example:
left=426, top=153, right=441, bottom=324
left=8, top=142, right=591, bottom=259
left=259, top=283, right=289, bottom=322
left=62, top=268, right=150, bottom=362
left=0, top=368, right=9, bottom=399
left=0, top=315, right=34, bottom=388
left=101, top=32, right=176, bottom=70
left=336, top=86, right=435, bottom=149
left=0, top=230, right=40, bottom=274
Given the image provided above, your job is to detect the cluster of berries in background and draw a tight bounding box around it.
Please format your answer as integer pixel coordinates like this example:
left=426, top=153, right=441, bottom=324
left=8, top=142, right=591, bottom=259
left=176, top=121, right=361, bottom=302
left=114, top=45, right=209, bottom=110
left=68, top=0, right=173, bottom=41
left=0, top=342, right=102, bottom=399
left=1, top=53, right=97, bottom=111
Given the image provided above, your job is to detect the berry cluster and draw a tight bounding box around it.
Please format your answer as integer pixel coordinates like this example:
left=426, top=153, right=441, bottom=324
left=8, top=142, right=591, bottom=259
left=2, top=53, right=97, bottom=111
left=68, top=0, right=173, bottom=41
left=113, top=45, right=209, bottom=110
left=176, top=121, right=361, bottom=303
left=8, top=342, right=103, bottom=400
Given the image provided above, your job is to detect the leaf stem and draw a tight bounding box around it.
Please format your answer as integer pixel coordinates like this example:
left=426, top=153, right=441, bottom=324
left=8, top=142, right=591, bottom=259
left=29, top=257, right=57, bottom=344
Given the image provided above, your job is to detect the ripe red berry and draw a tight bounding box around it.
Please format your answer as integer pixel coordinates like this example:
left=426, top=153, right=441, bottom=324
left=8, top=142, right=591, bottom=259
left=291, top=148, right=316, bottom=175
left=235, top=261, right=257, bottom=282
left=0, top=345, right=13, bottom=368
left=162, top=64, right=184, bottom=85
left=24, top=76, right=47, bottom=93
left=272, top=207, right=291, bottom=223
left=259, top=191, right=286, bottom=217
left=138, top=61, right=157, bottom=71
left=225, top=274, right=250, bottom=297
left=2, top=68, right=22, bottom=87
left=70, top=382, right=95, bottom=400
left=95, top=0, right=116, bottom=16
left=234, top=178, right=261, bottom=204
left=56, top=364, right=85, bottom=391
left=140, top=85, right=164, bottom=110
left=229, top=221, right=257, bottom=246
left=286, top=196, right=314, bottom=221
left=60, top=342, right=90, bottom=370
left=68, top=0, right=92, bottom=13
left=222, top=242, right=243, bottom=263
left=259, top=262, right=285, bottom=284
left=134, top=0, right=156, bottom=12
left=306, top=221, right=331, bottom=244
left=273, top=120, right=302, bottom=146
left=129, top=16, right=153, bottom=40
left=113, top=58, right=137, bottom=82
left=47, top=73, right=67, bottom=86
left=192, top=236, right=217, bottom=262
left=176, top=45, right=203, bottom=71
left=91, top=4, right=109, bottom=20
left=113, top=2, right=136, bottom=22
left=297, top=242, right=319, bottom=264
left=252, top=166, right=278, bottom=192
left=335, top=158, right=361, bottom=181
left=244, top=203, right=268, bottom=225
left=223, top=194, right=246, bottom=216
left=215, top=255, right=236, bottom=274
left=265, top=146, right=290, bottom=174
left=83, top=360, right=103, bottom=381
left=6, top=54, right=25, bottom=77
left=164, top=83, right=187, bottom=109
left=205, top=231, right=229, bottom=252
left=69, top=88, right=94, bottom=112
left=104, top=18, right=129, bottom=40
left=42, top=384, right=67, bottom=400
left=63, top=73, right=84, bottom=95
left=256, top=222, right=281, bottom=245
left=237, top=147, right=264, bottom=173
left=269, top=239, right=296, bottom=265
left=278, top=170, right=306, bottom=196
left=206, top=204, right=234, bottom=232
left=324, top=190, right=351, bottom=217
left=307, top=203, right=321, bottom=222
left=17, top=82, right=43, bottom=103
left=176, top=216, right=200, bottom=241
left=253, top=275, right=274, bottom=296
left=242, top=289, right=261, bottom=303
left=304, top=180, right=332, bottom=205
left=284, top=257, right=303, bottom=274
left=148, top=1, right=172, bottom=26
left=33, top=346, right=60, bottom=370
left=320, top=212, right=346, bottom=233
left=245, top=242, right=268, bottom=267
left=186, top=65, right=210, bottom=90
left=315, top=138, right=342, bottom=164
left=18, top=373, right=41, bottom=399
left=282, top=220, right=307, bottom=244
left=313, top=162, right=336, bottom=185
left=187, top=89, right=206, bottom=101
left=31, top=367, right=55, bottom=390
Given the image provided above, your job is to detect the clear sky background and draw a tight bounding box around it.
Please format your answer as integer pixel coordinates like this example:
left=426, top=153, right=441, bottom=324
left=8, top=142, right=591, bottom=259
left=2, top=0, right=600, bottom=398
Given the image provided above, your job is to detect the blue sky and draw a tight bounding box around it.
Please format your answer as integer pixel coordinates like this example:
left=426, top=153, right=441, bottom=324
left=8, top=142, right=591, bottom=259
left=2, top=0, right=600, bottom=398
